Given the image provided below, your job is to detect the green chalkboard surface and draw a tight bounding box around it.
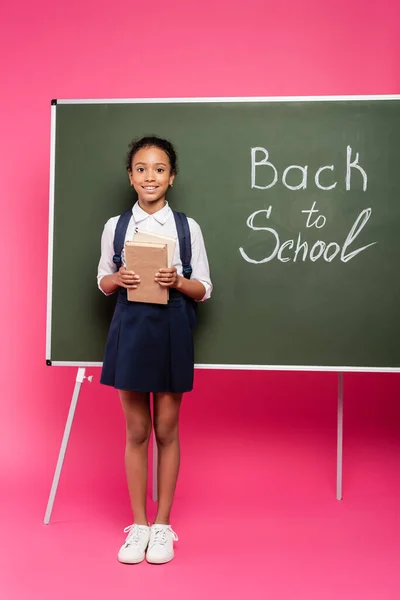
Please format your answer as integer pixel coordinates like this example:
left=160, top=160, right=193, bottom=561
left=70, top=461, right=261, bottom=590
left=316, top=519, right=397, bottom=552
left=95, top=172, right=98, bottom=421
left=47, top=97, right=400, bottom=370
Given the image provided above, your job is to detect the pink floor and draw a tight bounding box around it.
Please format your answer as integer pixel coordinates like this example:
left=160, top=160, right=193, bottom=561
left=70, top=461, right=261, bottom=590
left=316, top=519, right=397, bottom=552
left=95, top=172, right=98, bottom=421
left=1, top=370, right=399, bottom=600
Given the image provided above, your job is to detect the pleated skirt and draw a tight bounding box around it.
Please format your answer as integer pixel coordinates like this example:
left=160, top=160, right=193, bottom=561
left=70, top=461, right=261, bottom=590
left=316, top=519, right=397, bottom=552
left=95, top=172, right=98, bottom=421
left=100, top=288, right=195, bottom=393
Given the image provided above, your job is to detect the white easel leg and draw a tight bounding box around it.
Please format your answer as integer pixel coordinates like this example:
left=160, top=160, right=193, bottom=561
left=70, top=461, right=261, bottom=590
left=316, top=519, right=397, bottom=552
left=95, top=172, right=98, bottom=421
left=336, top=372, right=344, bottom=500
left=44, top=368, right=86, bottom=524
left=152, top=432, right=158, bottom=502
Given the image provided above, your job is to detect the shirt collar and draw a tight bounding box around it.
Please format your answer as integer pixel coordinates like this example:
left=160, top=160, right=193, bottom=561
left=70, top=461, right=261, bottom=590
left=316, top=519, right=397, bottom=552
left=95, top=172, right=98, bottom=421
left=132, top=201, right=171, bottom=225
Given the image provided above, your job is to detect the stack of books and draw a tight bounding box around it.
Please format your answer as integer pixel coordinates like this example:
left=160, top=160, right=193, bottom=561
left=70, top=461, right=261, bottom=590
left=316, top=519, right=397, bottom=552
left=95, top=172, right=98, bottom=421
left=125, top=230, right=176, bottom=305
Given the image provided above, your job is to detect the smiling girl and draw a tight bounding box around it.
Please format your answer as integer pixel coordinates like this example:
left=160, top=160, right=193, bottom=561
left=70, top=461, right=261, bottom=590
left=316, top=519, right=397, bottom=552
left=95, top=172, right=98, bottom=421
left=97, top=136, right=212, bottom=564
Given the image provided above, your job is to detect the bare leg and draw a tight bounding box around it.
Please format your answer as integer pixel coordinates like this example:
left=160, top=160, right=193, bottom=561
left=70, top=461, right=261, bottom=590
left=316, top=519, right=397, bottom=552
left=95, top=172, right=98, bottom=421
left=119, top=390, right=152, bottom=525
left=153, top=392, right=183, bottom=524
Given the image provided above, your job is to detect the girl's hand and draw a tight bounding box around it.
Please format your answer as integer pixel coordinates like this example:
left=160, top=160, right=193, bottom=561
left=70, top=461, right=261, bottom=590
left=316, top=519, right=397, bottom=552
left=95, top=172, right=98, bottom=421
left=155, top=267, right=179, bottom=288
left=117, top=267, right=140, bottom=289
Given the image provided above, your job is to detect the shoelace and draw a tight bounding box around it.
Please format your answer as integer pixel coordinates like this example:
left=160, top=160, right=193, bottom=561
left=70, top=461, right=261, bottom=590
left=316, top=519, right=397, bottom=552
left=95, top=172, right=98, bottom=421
left=149, top=526, right=178, bottom=548
left=123, top=524, right=148, bottom=547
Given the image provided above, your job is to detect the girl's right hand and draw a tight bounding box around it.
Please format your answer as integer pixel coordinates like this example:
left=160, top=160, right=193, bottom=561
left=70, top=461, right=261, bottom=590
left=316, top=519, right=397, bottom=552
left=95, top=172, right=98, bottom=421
left=117, top=267, right=140, bottom=289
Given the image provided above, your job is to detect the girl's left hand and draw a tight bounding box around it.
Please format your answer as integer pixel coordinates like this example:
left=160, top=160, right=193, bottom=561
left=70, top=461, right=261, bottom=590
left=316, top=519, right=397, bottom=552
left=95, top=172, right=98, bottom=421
left=155, top=267, right=179, bottom=288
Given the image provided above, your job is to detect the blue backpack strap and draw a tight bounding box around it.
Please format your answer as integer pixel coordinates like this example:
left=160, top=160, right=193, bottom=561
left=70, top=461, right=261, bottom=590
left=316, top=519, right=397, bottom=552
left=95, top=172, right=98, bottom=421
left=173, top=209, right=197, bottom=325
left=112, top=208, right=133, bottom=271
left=173, top=210, right=192, bottom=279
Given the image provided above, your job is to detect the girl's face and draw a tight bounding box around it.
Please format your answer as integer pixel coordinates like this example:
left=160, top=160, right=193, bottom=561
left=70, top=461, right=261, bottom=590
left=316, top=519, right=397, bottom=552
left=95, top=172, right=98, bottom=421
left=128, top=146, right=175, bottom=208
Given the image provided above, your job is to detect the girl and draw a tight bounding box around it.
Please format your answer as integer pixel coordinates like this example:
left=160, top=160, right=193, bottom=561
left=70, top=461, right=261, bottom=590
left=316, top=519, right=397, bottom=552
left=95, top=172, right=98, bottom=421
left=97, top=136, right=212, bottom=564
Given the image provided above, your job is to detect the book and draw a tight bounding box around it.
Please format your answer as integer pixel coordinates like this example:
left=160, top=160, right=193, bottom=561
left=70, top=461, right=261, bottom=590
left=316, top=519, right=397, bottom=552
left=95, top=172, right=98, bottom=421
left=125, top=241, right=168, bottom=304
left=134, top=229, right=177, bottom=268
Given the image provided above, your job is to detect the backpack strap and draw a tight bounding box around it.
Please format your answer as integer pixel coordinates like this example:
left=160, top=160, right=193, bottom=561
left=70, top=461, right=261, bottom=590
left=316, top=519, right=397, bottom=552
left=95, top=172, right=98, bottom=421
left=112, top=208, right=132, bottom=271
left=173, top=210, right=192, bottom=279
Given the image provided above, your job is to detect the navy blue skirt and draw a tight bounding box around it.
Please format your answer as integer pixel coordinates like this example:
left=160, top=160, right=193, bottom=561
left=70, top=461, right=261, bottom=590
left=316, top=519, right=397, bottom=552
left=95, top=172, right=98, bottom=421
left=100, top=288, right=196, bottom=393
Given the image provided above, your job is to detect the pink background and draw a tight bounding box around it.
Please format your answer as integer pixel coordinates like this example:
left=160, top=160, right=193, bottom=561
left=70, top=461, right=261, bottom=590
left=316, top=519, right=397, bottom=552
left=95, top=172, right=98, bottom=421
left=1, top=1, right=399, bottom=598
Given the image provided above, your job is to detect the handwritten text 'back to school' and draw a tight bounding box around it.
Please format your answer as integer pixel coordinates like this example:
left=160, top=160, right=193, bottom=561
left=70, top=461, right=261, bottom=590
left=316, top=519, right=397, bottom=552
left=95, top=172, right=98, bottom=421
left=239, top=146, right=375, bottom=264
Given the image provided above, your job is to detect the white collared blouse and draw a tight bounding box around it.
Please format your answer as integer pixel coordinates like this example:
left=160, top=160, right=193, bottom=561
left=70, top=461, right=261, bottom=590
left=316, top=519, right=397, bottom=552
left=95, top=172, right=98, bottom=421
left=97, top=202, right=212, bottom=300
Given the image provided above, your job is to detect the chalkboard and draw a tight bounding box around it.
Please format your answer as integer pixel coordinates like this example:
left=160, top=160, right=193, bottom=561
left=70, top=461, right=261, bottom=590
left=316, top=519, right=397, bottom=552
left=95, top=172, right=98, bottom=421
left=46, top=96, right=400, bottom=371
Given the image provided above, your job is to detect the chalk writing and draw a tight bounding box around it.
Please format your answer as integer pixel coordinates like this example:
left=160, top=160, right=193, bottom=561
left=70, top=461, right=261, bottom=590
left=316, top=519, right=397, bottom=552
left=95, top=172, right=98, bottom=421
left=239, top=208, right=376, bottom=264
left=251, top=146, right=367, bottom=191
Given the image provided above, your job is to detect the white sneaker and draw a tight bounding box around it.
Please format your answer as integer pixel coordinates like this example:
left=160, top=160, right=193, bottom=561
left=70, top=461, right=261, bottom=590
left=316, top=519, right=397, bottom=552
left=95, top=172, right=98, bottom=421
left=146, top=524, right=178, bottom=564
left=117, top=524, right=150, bottom=564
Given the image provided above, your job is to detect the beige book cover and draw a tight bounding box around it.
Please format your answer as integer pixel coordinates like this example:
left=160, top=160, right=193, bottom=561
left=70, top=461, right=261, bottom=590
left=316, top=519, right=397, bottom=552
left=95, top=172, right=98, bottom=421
left=125, top=241, right=168, bottom=304
left=134, top=229, right=177, bottom=268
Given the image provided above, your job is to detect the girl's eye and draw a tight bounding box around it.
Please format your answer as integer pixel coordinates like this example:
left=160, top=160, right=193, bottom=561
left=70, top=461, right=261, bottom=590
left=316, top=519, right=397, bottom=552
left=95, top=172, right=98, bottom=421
left=137, top=167, right=145, bottom=172
left=157, top=168, right=164, bottom=173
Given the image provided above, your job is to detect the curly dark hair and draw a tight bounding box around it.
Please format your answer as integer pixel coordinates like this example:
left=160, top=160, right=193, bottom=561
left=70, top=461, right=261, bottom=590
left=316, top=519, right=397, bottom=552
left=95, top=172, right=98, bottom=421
left=126, top=136, right=178, bottom=174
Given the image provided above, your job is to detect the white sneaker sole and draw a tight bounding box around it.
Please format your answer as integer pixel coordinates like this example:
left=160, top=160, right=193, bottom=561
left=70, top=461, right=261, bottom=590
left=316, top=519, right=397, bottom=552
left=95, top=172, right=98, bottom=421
left=118, top=551, right=146, bottom=564
left=146, top=551, right=174, bottom=564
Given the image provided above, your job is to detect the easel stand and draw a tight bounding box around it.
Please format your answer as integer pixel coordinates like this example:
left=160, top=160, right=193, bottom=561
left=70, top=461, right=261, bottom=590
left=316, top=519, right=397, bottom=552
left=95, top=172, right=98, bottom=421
left=44, top=368, right=92, bottom=524
left=336, top=372, right=344, bottom=500
left=152, top=431, right=158, bottom=502
left=44, top=369, right=345, bottom=523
